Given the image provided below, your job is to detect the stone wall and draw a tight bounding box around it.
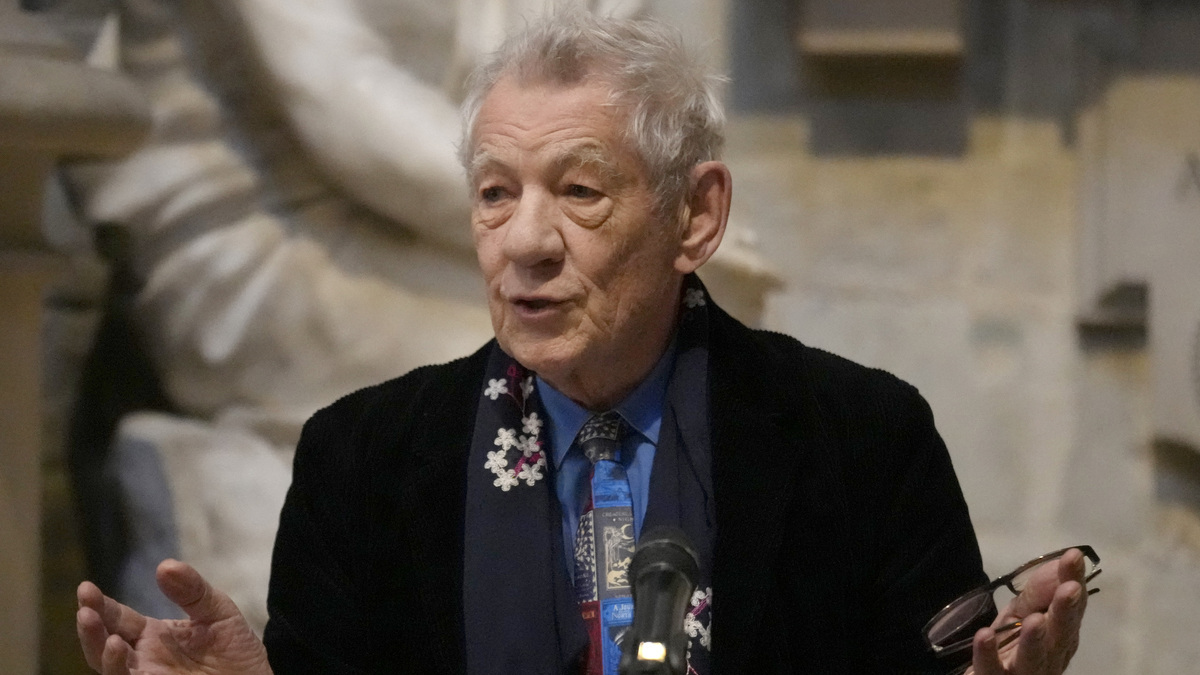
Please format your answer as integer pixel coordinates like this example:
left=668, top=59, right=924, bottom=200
left=1, top=2, right=148, bottom=672
left=715, top=0, right=1200, bottom=671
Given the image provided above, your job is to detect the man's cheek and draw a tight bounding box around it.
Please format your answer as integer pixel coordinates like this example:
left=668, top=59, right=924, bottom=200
left=472, top=233, right=502, bottom=273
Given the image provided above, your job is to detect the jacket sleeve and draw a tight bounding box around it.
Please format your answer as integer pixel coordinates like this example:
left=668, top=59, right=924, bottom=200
left=854, top=380, right=991, bottom=674
left=262, top=393, right=374, bottom=674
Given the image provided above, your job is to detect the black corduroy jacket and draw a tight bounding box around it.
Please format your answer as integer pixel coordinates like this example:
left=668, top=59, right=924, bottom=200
left=263, top=301, right=987, bottom=674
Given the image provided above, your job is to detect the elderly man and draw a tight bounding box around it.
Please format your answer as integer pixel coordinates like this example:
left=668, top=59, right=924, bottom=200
left=76, top=11, right=1090, bottom=675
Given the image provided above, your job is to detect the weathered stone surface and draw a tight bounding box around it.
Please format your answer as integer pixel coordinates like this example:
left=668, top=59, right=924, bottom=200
left=0, top=149, right=56, bottom=249
left=0, top=252, right=62, bottom=675
left=0, top=54, right=150, bottom=155
left=0, top=7, right=151, bottom=673
left=1136, top=546, right=1200, bottom=674
left=0, top=2, right=76, bottom=60
left=725, top=98, right=1194, bottom=671
left=1077, top=76, right=1200, bottom=456
left=41, top=303, right=104, bottom=460
left=112, top=412, right=294, bottom=634
left=1067, top=559, right=1132, bottom=675
left=1061, top=351, right=1153, bottom=548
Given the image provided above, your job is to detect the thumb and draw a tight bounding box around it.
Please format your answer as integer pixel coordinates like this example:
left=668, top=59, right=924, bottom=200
left=156, top=559, right=243, bottom=624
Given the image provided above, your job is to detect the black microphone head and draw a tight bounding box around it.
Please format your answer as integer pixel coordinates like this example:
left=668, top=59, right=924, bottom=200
left=630, top=526, right=699, bottom=597
left=621, top=527, right=700, bottom=675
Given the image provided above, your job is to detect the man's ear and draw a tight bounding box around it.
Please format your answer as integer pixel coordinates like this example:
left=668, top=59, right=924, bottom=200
left=674, top=161, right=732, bottom=274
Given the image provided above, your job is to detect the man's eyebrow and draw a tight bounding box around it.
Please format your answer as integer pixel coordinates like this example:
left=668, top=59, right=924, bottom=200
left=468, top=151, right=507, bottom=185
left=552, top=144, right=622, bottom=184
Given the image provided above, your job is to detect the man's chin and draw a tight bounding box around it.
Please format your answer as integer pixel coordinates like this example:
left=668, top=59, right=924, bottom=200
left=497, top=335, right=578, bottom=379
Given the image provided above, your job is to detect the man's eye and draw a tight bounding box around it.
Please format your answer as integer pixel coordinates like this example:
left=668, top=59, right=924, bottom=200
left=480, top=186, right=506, bottom=203
left=566, top=184, right=600, bottom=199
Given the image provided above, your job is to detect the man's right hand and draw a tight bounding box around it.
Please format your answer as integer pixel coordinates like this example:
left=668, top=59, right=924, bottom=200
left=76, top=559, right=272, bottom=675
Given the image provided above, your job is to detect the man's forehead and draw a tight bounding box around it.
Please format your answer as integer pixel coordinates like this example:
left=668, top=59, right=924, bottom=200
left=470, top=77, right=626, bottom=139
left=469, top=141, right=622, bottom=178
left=465, top=76, right=642, bottom=181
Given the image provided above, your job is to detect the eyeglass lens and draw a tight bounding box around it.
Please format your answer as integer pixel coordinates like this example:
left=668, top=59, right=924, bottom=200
left=925, top=588, right=995, bottom=647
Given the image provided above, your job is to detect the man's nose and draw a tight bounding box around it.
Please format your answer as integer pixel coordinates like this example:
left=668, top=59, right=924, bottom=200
left=501, top=188, right=564, bottom=267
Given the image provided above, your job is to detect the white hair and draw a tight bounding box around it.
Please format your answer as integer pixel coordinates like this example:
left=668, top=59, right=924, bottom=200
left=458, top=10, right=726, bottom=220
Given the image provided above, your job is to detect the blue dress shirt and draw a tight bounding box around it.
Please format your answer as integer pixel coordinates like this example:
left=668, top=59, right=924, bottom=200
left=538, top=345, right=675, bottom=577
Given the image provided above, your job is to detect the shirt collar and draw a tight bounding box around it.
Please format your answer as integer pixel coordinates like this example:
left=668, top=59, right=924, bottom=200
left=539, top=340, right=676, bottom=470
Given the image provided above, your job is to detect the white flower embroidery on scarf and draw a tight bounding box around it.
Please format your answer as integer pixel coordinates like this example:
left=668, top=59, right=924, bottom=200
left=518, top=434, right=539, bottom=457
left=516, top=459, right=545, bottom=485
left=484, top=450, right=508, bottom=472
left=494, top=428, right=518, bottom=450
left=492, top=471, right=520, bottom=491
left=522, top=412, right=543, bottom=435
left=684, top=287, right=706, bottom=308
left=684, top=586, right=712, bottom=673
left=484, top=378, right=509, bottom=400
left=485, top=371, right=547, bottom=491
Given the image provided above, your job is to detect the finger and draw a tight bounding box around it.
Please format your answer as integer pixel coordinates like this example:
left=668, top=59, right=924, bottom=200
left=76, top=606, right=109, bottom=672
left=1057, top=549, right=1086, bottom=586
left=971, top=627, right=1005, bottom=675
left=1003, top=557, right=1066, bottom=620
left=156, top=559, right=243, bottom=624
left=78, top=580, right=148, bottom=642
left=100, top=633, right=131, bottom=675
left=1013, top=612, right=1049, bottom=674
left=78, top=580, right=103, bottom=609
left=1044, top=581, right=1086, bottom=671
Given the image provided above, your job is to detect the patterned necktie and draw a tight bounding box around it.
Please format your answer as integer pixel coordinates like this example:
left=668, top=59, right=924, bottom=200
left=572, top=411, right=635, bottom=675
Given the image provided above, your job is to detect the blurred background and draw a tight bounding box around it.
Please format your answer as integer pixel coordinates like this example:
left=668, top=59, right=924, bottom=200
left=2, top=0, right=1199, bottom=672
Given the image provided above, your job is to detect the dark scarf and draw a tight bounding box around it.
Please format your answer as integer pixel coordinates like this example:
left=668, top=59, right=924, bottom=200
left=463, top=274, right=715, bottom=675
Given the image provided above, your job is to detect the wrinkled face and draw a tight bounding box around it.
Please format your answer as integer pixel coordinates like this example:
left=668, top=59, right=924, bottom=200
left=469, top=76, right=685, bottom=399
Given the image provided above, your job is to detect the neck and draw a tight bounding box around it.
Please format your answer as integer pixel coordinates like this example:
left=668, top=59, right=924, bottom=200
left=543, top=307, right=678, bottom=412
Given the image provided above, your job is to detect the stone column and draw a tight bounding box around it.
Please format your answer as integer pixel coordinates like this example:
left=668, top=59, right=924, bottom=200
left=0, top=4, right=148, bottom=673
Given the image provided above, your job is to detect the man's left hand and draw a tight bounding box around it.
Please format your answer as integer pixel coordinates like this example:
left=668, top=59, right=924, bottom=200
left=970, top=548, right=1089, bottom=674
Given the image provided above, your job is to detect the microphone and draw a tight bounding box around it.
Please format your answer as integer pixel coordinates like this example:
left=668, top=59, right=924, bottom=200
left=618, top=526, right=700, bottom=675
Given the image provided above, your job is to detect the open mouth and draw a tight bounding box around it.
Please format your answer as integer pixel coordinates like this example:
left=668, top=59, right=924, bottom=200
left=516, top=298, right=554, bottom=310
left=511, top=297, right=567, bottom=317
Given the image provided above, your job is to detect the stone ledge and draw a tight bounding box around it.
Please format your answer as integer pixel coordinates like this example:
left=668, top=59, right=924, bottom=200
left=0, top=5, right=77, bottom=61
left=0, top=53, right=149, bottom=157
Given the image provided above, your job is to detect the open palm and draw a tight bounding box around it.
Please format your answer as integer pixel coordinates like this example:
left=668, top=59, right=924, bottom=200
left=77, top=559, right=272, bottom=675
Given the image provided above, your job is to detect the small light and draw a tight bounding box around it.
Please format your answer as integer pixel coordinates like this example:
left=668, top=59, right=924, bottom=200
left=637, top=642, right=667, bottom=662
